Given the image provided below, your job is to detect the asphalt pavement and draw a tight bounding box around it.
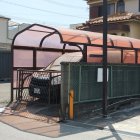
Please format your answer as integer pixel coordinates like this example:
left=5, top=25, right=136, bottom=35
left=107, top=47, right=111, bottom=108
left=0, top=82, right=140, bottom=140
left=0, top=82, right=10, bottom=107
left=0, top=118, right=140, bottom=140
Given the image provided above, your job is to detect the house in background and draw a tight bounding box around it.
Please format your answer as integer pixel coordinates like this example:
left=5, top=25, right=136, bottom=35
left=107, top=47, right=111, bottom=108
left=76, top=0, right=140, bottom=39
left=0, top=15, right=29, bottom=80
left=0, top=16, right=11, bottom=50
left=0, top=15, right=29, bottom=50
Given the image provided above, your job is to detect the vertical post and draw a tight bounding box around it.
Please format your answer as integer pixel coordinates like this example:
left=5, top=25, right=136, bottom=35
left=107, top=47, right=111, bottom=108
left=69, top=89, right=74, bottom=120
left=33, top=48, right=36, bottom=70
left=11, top=48, right=14, bottom=102
left=48, top=72, right=52, bottom=104
left=18, top=70, right=21, bottom=100
left=121, top=49, right=123, bottom=63
left=102, top=0, right=108, bottom=117
left=135, top=50, right=138, bottom=64
left=83, top=45, right=87, bottom=62
left=20, top=70, right=24, bottom=100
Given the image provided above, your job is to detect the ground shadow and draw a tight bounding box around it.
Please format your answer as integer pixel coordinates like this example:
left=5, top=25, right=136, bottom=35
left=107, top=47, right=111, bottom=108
left=0, top=99, right=140, bottom=138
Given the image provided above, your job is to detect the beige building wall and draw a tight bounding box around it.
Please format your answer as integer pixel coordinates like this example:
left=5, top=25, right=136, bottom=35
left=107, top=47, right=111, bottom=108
left=88, top=0, right=118, bottom=5
left=0, top=18, right=9, bottom=43
left=108, top=21, right=140, bottom=39
left=88, top=0, right=140, bottom=14
left=0, top=17, right=12, bottom=50
left=127, top=22, right=140, bottom=39
left=0, top=17, right=30, bottom=50
left=109, top=30, right=128, bottom=37
left=125, top=0, right=139, bottom=14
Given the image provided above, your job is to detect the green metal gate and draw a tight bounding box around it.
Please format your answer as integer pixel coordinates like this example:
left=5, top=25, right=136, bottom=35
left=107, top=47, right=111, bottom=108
left=61, top=63, right=140, bottom=119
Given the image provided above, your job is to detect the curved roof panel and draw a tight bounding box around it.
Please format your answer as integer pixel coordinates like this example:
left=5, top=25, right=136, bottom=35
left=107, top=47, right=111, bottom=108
left=13, top=24, right=140, bottom=49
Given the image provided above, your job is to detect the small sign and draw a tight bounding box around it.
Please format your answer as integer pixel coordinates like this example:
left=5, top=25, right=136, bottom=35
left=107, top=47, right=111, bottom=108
left=97, top=68, right=109, bottom=82
left=34, top=88, right=41, bottom=94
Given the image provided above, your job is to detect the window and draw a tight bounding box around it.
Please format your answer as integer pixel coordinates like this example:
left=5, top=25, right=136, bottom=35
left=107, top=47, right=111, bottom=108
left=90, top=5, right=103, bottom=18
left=117, top=0, right=125, bottom=13
left=90, top=6, right=98, bottom=18
left=89, top=2, right=116, bottom=18
left=98, top=3, right=115, bottom=16
left=98, top=5, right=103, bottom=17
left=108, top=3, right=115, bottom=15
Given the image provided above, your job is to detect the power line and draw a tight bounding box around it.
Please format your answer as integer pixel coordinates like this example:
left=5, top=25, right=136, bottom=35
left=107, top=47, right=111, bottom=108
left=44, top=0, right=87, bottom=9
left=0, top=13, right=69, bottom=27
left=0, top=0, right=86, bottom=19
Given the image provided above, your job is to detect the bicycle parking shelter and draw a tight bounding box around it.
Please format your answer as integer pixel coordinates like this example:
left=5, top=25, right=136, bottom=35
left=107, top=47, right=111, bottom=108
left=11, top=24, right=140, bottom=119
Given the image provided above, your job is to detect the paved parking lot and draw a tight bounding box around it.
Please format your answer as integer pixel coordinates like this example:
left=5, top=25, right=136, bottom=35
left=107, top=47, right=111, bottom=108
left=0, top=82, right=140, bottom=139
left=0, top=82, right=10, bottom=107
left=0, top=113, right=140, bottom=140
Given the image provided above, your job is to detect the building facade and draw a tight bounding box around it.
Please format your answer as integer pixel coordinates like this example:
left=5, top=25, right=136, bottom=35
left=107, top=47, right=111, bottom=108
left=0, top=16, right=11, bottom=50
left=77, top=0, right=140, bottom=39
left=0, top=15, right=29, bottom=50
left=0, top=16, right=29, bottom=80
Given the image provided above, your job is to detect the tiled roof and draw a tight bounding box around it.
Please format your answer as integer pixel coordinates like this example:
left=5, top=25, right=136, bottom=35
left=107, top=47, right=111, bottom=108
left=77, top=12, right=140, bottom=30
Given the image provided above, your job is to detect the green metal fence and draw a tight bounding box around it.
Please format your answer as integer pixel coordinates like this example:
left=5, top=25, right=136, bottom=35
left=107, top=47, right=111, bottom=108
left=61, top=63, right=140, bottom=118
left=0, top=51, right=11, bottom=81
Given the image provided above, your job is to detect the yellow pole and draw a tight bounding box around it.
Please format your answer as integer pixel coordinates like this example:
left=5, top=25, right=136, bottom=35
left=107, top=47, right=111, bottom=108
left=69, top=89, right=74, bottom=120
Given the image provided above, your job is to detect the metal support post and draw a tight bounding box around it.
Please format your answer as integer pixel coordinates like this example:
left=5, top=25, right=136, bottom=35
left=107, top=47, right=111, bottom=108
left=69, top=89, right=74, bottom=120
left=102, top=0, right=108, bottom=117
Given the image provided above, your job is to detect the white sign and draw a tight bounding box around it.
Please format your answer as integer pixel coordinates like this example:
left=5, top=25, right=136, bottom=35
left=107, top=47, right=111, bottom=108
left=0, top=107, right=5, bottom=113
left=34, top=88, right=41, bottom=94
left=97, top=68, right=109, bottom=82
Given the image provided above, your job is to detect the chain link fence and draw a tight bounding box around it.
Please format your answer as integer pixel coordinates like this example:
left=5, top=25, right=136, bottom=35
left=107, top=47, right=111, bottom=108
left=11, top=69, right=61, bottom=121
left=11, top=64, right=140, bottom=120
left=16, top=69, right=61, bottom=104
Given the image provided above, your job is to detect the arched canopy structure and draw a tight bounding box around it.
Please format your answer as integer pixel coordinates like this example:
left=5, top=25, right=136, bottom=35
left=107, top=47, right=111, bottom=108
left=12, top=24, right=140, bottom=88
left=13, top=24, right=140, bottom=49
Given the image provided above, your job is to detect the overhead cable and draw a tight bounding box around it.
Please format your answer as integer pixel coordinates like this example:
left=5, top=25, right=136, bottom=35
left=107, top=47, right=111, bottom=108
left=1, top=13, right=69, bottom=27
left=0, top=0, right=86, bottom=19
left=45, top=0, right=87, bottom=9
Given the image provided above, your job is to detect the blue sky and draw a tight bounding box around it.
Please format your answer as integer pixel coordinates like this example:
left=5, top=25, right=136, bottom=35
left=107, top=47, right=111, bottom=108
left=0, top=0, right=89, bottom=27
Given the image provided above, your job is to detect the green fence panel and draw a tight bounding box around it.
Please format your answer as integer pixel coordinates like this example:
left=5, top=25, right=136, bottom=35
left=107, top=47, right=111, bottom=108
left=61, top=63, right=140, bottom=105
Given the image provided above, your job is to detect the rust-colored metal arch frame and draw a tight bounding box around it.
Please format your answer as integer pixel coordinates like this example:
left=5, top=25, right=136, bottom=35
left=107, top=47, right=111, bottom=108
left=11, top=24, right=85, bottom=102
left=11, top=23, right=140, bottom=116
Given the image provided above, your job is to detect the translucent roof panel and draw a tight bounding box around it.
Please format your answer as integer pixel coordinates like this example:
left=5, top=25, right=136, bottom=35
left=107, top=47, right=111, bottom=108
left=14, top=50, right=33, bottom=67
left=14, top=30, right=47, bottom=47
left=56, top=28, right=90, bottom=44
left=13, top=24, right=140, bottom=50
left=41, top=34, right=64, bottom=49
left=44, top=52, right=82, bottom=71
left=12, top=24, right=140, bottom=89
left=36, top=51, right=62, bottom=67
left=30, top=25, right=55, bottom=33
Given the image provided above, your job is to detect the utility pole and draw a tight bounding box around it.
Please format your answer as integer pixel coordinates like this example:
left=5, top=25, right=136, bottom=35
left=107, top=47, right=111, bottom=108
left=102, top=0, right=108, bottom=117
